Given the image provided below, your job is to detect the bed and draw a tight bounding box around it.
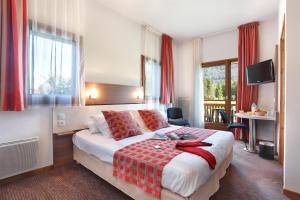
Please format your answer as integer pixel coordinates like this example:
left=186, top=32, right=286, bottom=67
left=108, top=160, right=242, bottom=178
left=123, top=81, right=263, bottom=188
left=72, top=126, right=234, bottom=200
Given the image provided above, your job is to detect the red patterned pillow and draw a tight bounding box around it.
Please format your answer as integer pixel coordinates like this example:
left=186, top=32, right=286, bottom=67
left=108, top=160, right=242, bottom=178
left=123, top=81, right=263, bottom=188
left=102, top=111, right=142, bottom=141
left=138, top=110, right=169, bottom=131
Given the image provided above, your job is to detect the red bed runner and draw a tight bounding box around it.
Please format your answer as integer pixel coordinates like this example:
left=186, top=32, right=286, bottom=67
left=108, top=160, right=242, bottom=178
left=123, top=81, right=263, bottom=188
left=113, top=127, right=217, bottom=199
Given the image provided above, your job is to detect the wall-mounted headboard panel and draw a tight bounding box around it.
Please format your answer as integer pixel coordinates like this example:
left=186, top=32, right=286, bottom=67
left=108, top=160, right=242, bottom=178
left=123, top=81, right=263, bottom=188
left=85, top=82, right=144, bottom=105
left=53, top=104, right=145, bottom=134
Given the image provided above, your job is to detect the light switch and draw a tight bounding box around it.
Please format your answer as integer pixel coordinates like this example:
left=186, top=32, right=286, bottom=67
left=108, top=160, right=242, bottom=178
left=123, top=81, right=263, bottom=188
left=57, top=113, right=66, bottom=120
left=57, top=113, right=66, bottom=127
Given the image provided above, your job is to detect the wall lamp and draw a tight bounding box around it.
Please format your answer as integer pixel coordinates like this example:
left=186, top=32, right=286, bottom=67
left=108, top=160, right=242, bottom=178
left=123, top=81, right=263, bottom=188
left=86, top=88, right=98, bottom=99
left=134, top=89, right=144, bottom=100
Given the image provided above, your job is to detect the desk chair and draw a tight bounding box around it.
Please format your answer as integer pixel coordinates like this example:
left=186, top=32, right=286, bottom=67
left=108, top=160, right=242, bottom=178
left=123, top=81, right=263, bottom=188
left=219, top=109, right=248, bottom=149
left=167, top=107, right=190, bottom=127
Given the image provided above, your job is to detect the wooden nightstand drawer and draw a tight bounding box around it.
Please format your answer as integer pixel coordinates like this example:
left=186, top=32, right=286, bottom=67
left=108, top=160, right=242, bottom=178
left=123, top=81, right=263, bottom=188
left=53, top=132, right=75, bottom=167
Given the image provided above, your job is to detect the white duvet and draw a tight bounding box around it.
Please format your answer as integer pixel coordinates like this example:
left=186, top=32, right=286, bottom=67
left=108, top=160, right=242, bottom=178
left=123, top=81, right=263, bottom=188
left=72, top=126, right=234, bottom=197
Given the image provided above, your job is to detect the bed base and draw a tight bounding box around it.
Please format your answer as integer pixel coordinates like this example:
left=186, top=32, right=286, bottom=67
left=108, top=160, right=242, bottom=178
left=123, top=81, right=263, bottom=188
left=73, top=145, right=232, bottom=200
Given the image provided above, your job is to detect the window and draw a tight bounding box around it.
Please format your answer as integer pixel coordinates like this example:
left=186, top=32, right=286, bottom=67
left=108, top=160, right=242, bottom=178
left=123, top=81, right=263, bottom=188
left=28, top=31, right=76, bottom=95
left=28, top=29, right=79, bottom=105
left=144, top=57, right=161, bottom=100
left=202, top=58, right=238, bottom=126
left=203, top=64, right=226, bottom=101
left=141, top=55, right=166, bottom=111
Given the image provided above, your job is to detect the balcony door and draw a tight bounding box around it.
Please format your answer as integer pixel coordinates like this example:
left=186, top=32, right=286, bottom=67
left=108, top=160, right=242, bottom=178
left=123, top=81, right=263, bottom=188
left=202, top=58, right=238, bottom=130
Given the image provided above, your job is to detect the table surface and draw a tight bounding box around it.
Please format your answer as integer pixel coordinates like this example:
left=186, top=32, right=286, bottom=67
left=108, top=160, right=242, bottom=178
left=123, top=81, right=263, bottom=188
left=235, top=112, right=276, bottom=121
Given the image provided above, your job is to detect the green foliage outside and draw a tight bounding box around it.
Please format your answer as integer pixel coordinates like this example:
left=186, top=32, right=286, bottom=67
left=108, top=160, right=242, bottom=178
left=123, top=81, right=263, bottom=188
left=204, top=78, right=237, bottom=101
left=215, top=82, right=224, bottom=99
left=35, top=76, right=73, bottom=95
left=204, top=79, right=215, bottom=100
left=231, top=80, right=237, bottom=100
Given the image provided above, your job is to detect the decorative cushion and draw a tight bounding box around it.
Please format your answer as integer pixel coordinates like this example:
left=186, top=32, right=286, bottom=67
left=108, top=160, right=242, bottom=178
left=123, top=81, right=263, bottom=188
left=138, top=109, right=169, bottom=131
left=102, top=111, right=142, bottom=140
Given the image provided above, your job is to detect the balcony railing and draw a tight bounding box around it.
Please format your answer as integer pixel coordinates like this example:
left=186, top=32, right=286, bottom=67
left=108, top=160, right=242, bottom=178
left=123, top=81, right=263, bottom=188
left=204, top=100, right=236, bottom=123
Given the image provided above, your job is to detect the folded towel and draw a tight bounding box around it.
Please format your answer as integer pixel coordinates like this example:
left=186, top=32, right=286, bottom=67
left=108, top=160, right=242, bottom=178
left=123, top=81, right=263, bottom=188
left=176, top=140, right=212, bottom=147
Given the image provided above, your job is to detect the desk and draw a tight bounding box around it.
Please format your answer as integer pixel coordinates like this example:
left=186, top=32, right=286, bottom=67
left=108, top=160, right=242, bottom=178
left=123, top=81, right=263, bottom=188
left=235, top=113, right=275, bottom=153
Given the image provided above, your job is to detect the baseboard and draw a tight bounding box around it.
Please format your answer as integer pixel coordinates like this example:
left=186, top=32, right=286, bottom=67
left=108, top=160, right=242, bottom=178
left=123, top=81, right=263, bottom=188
left=283, top=188, right=300, bottom=199
left=0, top=165, right=53, bottom=185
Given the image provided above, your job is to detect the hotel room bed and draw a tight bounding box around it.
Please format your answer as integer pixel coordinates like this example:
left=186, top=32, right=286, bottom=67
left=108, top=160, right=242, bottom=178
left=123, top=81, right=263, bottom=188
left=72, top=126, right=234, bottom=200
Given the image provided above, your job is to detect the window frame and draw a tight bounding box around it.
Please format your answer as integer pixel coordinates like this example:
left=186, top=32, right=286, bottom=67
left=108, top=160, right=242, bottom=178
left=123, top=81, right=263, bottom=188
left=202, top=58, right=238, bottom=125
left=202, top=58, right=238, bottom=101
left=141, top=55, right=161, bottom=100
left=28, top=29, right=78, bottom=96
left=27, top=20, right=84, bottom=106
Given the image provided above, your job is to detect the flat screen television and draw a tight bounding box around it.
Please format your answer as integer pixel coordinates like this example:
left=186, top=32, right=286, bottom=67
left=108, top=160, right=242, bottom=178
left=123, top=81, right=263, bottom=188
left=246, top=59, right=275, bottom=85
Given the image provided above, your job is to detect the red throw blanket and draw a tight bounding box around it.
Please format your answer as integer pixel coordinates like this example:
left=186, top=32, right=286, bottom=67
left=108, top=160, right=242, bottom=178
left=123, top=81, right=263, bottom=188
left=113, top=127, right=217, bottom=199
left=176, top=141, right=216, bottom=170
left=166, top=127, right=217, bottom=170
left=176, top=140, right=213, bottom=147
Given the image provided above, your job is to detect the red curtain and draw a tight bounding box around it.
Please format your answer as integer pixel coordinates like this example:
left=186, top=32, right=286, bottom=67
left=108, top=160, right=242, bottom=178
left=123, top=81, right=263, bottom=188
left=0, top=0, right=27, bottom=111
left=236, top=22, right=259, bottom=139
left=160, top=34, right=175, bottom=104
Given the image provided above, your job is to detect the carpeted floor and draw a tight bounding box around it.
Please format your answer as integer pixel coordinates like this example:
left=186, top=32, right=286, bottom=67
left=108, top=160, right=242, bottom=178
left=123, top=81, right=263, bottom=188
left=0, top=141, right=291, bottom=200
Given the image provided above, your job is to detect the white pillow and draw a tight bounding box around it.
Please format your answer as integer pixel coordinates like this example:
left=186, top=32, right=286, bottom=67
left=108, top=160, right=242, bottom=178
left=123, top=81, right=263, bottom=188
left=158, top=109, right=168, bottom=121
left=87, top=116, right=100, bottom=134
left=87, top=114, right=112, bottom=137
left=129, top=110, right=151, bottom=132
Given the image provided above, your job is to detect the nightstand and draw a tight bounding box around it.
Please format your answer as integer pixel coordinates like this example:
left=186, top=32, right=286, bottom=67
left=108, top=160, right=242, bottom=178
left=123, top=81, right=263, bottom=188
left=53, top=131, right=76, bottom=167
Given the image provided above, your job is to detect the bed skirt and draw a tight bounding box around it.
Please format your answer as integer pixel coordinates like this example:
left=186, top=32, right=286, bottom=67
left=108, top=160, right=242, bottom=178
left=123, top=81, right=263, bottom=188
left=73, top=145, right=233, bottom=200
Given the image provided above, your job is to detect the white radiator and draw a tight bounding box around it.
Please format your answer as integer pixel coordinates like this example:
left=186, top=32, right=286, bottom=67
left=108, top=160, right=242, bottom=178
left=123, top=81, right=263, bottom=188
left=0, top=137, right=39, bottom=179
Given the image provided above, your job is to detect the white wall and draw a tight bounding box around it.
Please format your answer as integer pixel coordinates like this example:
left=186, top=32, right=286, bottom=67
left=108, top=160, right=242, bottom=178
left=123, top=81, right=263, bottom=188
left=174, top=41, right=194, bottom=99
left=84, top=0, right=142, bottom=86
left=257, top=16, right=278, bottom=111
left=0, top=0, right=143, bottom=172
left=256, top=16, right=278, bottom=141
left=203, top=17, right=278, bottom=141
left=284, top=0, right=300, bottom=193
left=203, top=30, right=238, bottom=62
left=28, top=0, right=142, bottom=86
left=0, top=108, right=53, bottom=168
left=174, top=17, right=278, bottom=141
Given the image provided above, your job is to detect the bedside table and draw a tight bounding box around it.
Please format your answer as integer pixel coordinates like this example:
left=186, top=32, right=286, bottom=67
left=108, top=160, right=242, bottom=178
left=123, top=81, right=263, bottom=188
left=53, top=131, right=76, bottom=167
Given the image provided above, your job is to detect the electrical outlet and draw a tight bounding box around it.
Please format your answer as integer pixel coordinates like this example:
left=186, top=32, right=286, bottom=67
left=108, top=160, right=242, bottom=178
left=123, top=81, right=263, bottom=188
left=57, top=120, right=66, bottom=127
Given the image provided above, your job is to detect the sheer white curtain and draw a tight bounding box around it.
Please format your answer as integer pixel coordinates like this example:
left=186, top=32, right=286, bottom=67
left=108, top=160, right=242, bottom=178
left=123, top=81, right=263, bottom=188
left=144, top=59, right=160, bottom=101
left=27, top=0, right=85, bottom=107
left=142, top=26, right=166, bottom=114
left=192, top=39, right=205, bottom=127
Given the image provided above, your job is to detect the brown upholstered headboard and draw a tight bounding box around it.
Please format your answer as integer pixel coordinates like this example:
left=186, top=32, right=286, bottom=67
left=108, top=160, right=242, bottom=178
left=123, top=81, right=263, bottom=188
left=85, top=82, right=144, bottom=105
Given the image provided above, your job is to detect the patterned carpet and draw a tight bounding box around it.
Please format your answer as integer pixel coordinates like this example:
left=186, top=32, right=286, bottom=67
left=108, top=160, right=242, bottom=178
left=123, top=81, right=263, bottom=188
left=0, top=142, right=290, bottom=200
